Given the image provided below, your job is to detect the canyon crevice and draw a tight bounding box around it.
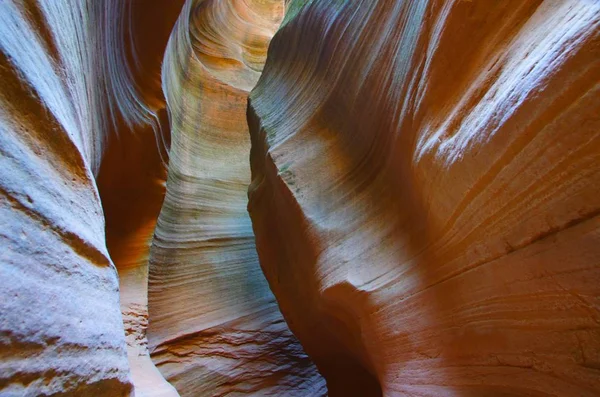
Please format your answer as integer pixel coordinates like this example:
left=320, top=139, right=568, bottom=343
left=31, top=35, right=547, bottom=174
left=146, top=0, right=324, bottom=395
left=1, top=0, right=599, bottom=396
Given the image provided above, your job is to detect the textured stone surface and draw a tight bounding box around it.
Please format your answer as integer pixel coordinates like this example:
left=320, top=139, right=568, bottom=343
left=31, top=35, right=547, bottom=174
left=0, top=1, right=138, bottom=395
left=1, top=0, right=325, bottom=395
left=147, top=1, right=325, bottom=395
left=5, top=0, right=598, bottom=395
left=96, top=2, right=184, bottom=396
left=249, top=1, right=600, bottom=395
left=0, top=1, right=182, bottom=395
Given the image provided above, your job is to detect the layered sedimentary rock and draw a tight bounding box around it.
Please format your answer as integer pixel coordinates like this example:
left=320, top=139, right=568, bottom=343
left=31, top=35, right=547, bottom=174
left=147, top=1, right=325, bottom=395
left=6, top=0, right=597, bottom=395
left=96, top=2, right=185, bottom=396
left=249, top=1, right=600, bottom=395
left=0, top=1, right=140, bottom=394
left=1, top=0, right=327, bottom=395
left=0, top=0, right=184, bottom=395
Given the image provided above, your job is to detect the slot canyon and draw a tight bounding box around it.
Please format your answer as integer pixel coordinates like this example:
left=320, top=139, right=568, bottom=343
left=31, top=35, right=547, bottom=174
left=0, top=0, right=599, bottom=396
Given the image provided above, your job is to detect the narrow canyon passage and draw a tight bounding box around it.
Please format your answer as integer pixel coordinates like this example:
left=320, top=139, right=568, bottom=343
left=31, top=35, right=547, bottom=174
left=0, top=0, right=325, bottom=395
left=1, top=0, right=600, bottom=396
left=145, top=0, right=324, bottom=395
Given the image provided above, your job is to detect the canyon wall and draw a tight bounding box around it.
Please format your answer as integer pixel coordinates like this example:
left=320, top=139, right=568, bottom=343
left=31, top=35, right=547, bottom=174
left=0, top=0, right=325, bottom=395
left=0, top=0, right=188, bottom=395
left=146, top=0, right=325, bottom=395
left=0, top=1, right=149, bottom=394
left=3, top=0, right=599, bottom=395
left=95, top=1, right=184, bottom=396
left=248, top=0, right=600, bottom=395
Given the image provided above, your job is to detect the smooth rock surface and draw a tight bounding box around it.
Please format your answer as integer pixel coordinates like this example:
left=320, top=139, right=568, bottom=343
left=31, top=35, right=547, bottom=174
left=1, top=1, right=325, bottom=396
left=248, top=1, right=600, bottom=395
left=147, top=0, right=325, bottom=395
left=5, top=0, right=598, bottom=395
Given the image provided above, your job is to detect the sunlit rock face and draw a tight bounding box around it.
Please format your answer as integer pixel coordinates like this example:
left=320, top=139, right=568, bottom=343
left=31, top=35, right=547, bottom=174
left=249, top=1, right=600, bottom=396
left=146, top=1, right=325, bottom=395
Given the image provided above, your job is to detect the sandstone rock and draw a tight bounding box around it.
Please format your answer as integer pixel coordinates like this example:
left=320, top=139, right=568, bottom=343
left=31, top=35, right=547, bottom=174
left=96, top=2, right=184, bottom=396
left=0, top=1, right=140, bottom=394
left=1, top=0, right=325, bottom=395
left=0, top=0, right=183, bottom=395
left=248, top=1, right=600, bottom=395
left=6, top=0, right=595, bottom=395
left=147, top=1, right=325, bottom=395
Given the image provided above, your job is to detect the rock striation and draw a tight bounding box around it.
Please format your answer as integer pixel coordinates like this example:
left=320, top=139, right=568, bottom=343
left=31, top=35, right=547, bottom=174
left=95, top=2, right=184, bottom=396
left=3, top=0, right=600, bottom=395
left=1, top=0, right=329, bottom=395
left=1, top=0, right=326, bottom=395
left=0, top=0, right=186, bottom=395
left=147, top=0, right=325, bottom=395
left=248, top=0, right=600, bottom=395
left=0, top=0, right=151, bottom=394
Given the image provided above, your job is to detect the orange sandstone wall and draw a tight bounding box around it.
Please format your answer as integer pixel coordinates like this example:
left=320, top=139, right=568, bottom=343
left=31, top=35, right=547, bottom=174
left=95, top=1, right=185, bottom=396
left=0, top=1, right=325, bottom=395
left=4, top=0, right=597, bottom=395
left=248, top=1, right=600, bottom=395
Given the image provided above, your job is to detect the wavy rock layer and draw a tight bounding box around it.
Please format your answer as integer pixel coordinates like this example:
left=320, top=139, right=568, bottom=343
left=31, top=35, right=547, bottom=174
left=249, top=1, right=600, bottom=395
left=147, top=1, right=325, bottom=395
left=0, top=1, right=139, bottom=395
left=0, top=0, right=185, bottom=395
left=96, top=2, right=185, bottom=396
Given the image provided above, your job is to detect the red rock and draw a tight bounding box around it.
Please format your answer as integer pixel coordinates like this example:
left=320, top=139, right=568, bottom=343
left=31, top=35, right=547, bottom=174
left=248, top=1, right=600, bottom=395
left=4, top=0, right=599, bottom=395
